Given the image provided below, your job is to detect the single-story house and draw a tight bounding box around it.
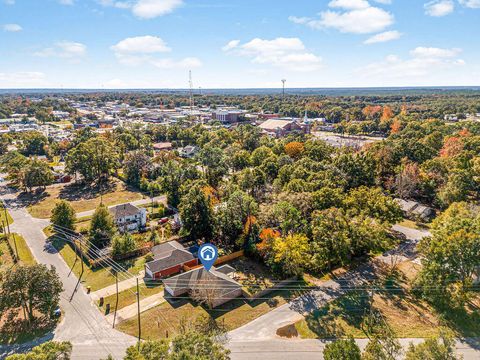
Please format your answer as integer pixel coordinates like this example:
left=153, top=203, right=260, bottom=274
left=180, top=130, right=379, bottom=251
left=163, top=265, right=241, bottom=308
left=109, top=203, right=147, bottom=233
left=395, top=198, right=435, bottom=221
left=178, top=145, right=199, bottom=158
left=145, top=241, right=198, bottom=279
left=153, top=142, right=173, bottom=152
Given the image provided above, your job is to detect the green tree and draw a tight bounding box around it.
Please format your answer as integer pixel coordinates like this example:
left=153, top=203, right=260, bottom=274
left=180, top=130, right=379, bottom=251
left=66, top=137, right=118, bottom=184
left=111, top=233, right=136, bottom=259
left=22, top=158, right=54, bottom=192
left=214, top=191, right=257, bottom=250
left=0, top=264, right=63, bottom=324
left=124, top=151, right=151, bottom=187
left=179, top=184, right=214, bottom=241
left=323, top=338, right=361, bottom=360
left=271, top=234, right=309, bottom=276
left=416, top=202, right=480, bottom=302
left=20, top=131, right=48, bottom=156
left=405, top=331, right=459, bottom=360
left=89, top=204, right=116, bottom=248
left=169, top=331, right=230, bottom=360
left=5, top=341, right=72, bottom=360
left=124, top=340, right=169, bottom=360
left=51, top=200, right=76, bottom=231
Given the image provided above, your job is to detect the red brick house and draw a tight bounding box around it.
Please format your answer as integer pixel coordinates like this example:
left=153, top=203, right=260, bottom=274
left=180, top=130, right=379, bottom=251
left=144, top=241, right=197, bottom=279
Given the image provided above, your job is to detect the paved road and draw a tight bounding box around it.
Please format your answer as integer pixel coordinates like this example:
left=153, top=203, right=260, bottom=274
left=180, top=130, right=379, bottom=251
left=0, top=184, right=136, bottom=359
left=75, top=195, right=167, bottom=218
left=229, top=338, right=480, bottom=360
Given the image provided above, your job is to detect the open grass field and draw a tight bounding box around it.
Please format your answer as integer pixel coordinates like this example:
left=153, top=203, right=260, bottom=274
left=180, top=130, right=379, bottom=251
left=294, top=260, right=480, bottom=339
left=25, top=179, right=144, bottom=219
left=45, top=227, right=148, bottom=291
left=117, top=286, right=306, bottom=340
left=98, top=282, right=164, bottom=313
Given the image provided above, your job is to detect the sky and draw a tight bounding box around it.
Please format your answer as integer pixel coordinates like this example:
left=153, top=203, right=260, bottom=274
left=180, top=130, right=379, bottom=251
left=0, top=0, right=479, bottom=89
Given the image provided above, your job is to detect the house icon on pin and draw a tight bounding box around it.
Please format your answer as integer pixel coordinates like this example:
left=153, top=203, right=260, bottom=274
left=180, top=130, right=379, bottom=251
left=201, top=246, right=215, bottom=261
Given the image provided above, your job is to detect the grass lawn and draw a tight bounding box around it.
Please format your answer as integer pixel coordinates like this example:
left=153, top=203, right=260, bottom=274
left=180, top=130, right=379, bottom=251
left=117, top=286, right=307, bottom=340
left=9, top=234, right=35, bottom=265
left=74, top=215, right=92, bottom=232
left=98, top=282, right=164, bottom=313
left=26, top=179, right=144, bottom=219
left=228, top=257, right=282, bottom=296
left=397, top=219, right=430, bottom=231
left=294, top=260, right=480, bottom=339
left=45, top=228, right=148, bottom=291
left=0, top=205, right=13, bottom=226
left=0, top=239, right=14, bottom=272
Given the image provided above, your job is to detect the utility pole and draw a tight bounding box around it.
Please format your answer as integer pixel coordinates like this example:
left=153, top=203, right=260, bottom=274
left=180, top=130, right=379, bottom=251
left=136, top=278, right=141, bottom=347
left=2, top=203, right=11, bottom=235
left=113, top=272, right=119, bottom=328
left=11, top=233, right=19, bottom=261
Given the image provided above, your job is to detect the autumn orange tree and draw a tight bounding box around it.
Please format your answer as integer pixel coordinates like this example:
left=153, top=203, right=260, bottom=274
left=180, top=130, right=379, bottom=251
left=285, top=141, right=305, bottom=159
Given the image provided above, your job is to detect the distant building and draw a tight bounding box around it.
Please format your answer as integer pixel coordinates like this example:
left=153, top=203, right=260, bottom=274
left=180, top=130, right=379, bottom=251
left=212, top=110, right=244, bottom=123
left=395, top=198, right=435, bottom=222
left=109, top=203, right=147, bottom=233
left=178, top=145, right=199, bottom=158
left=145, top=241, right=198, bottom=279
left=258, top=118, right=310, bottom=138
left=153, top=142, right=173, bottom=152
left=163, top=265, right=242, bottom=307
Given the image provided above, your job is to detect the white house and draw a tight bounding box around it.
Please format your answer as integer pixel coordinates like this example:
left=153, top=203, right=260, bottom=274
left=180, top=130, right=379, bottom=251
left=109, top=203, right=147, bottom=233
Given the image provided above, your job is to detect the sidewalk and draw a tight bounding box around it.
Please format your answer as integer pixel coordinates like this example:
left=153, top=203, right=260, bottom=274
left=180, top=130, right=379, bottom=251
left=105, top=293, right=166, bottom=324
left=90, top=271, right=145, bottom=300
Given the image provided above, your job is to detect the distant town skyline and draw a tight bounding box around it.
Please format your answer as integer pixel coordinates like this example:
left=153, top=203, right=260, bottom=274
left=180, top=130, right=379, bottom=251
left=1, top=0, right=480, bottom=89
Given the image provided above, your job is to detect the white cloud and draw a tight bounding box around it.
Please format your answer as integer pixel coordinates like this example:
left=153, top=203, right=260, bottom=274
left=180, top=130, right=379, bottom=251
left=34, top=41, right=87, bottom=59
left=58, top=0, right=74, bottom=5
left=3, top=0, right=15, bottom=4
left=222, top=40, right=240, bottom=52
left=458, top=0, right=480, bottom=8
left=111, top=35, right=201, bottom=69
left=111, top=35, right=171, bottom=53
left=290, top=1, right=394, bottom=34
left=223, top=37, right=322, bottom=72
left=424, top=0, right=454, bottom=16
left=328, top=0, right=370, bottom=9
left=359, top=46, right=464, bottom=79
left=3, top=23, right=22, bottom=32
left=364, top=30, right=402, bottom=44
left=99, top=0, right=183, bottom=19
left=373, top=0, right=392, bottom=4
left=0, top=72, right=46, bottom=87
left=410, top=46, right=461, bottom=58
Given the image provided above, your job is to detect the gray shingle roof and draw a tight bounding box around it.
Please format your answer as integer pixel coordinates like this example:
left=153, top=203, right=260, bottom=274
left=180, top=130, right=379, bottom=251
left=109, top=203, right=141, bottom=219
left=163, top=265, right=241, bottom=294
left=145, top=241, right=195, bottom=274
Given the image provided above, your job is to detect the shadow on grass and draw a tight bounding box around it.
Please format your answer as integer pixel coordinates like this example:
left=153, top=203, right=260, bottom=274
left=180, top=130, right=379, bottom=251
left=431, top=299, right=480, bottom=338
left=0, top=316, right=56, bottom=346
left=301, top=289, right=372, bottom=338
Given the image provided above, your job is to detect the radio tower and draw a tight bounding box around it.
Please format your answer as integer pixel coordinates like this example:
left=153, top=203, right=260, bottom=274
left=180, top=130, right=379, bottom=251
left=189, top=70, right=194, bottom=112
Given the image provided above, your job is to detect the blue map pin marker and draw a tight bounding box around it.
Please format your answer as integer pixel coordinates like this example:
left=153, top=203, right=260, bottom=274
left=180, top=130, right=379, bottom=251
left=198, top=243, right=218, bottom=272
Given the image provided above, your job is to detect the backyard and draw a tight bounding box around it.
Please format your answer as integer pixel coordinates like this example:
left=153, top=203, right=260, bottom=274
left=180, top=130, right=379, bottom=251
left=23, top=179, right=144, bottom=219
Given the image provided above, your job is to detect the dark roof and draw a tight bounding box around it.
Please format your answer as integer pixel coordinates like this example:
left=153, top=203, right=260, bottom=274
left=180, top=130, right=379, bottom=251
left=162, top=265, right=241, bottom=294
left=146, top=241, right=195, bottom=274
left=109, top=203, right=141, bottom=219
